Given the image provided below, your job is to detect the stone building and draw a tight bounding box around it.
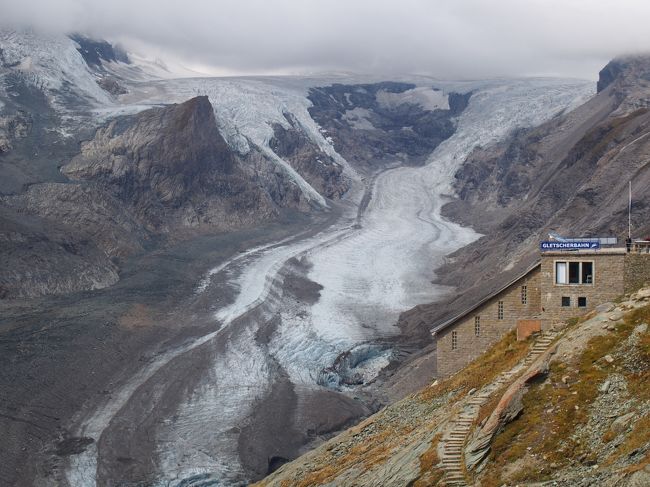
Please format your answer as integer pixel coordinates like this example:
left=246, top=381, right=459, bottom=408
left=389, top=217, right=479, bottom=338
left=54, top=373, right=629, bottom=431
left=433, top=246, right=650, bottom=378
left=433, top=263, right=541, bottom=379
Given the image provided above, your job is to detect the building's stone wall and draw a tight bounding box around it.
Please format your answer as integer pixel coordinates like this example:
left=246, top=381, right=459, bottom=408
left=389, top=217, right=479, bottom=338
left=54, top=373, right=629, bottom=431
left=436, top=267, right=541, bottom=378
left=624, top=253, right=650, bottom=294
left=540, top=251, right=625, bottom=328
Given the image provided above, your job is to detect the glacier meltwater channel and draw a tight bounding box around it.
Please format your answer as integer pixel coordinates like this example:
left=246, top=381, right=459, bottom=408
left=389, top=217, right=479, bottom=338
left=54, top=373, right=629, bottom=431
left=64, top=76, right=593, bottom=486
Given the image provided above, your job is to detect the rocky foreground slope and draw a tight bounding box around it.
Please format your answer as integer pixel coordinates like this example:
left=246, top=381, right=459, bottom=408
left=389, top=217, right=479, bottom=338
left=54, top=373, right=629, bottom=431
left=257, top=288, right=650, bottom=486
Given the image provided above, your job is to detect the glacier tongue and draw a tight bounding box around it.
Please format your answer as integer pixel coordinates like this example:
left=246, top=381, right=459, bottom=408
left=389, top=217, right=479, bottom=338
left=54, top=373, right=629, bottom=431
left=277, top=77, right=595, bottom=385
left=144, top=78, right=593, bottom=485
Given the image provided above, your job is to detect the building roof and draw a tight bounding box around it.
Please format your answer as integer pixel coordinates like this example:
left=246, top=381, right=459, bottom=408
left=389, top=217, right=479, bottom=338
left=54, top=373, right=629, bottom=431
left=540, top=248, right=627, bottom=256
left=431, top=261, right=541, bottom=336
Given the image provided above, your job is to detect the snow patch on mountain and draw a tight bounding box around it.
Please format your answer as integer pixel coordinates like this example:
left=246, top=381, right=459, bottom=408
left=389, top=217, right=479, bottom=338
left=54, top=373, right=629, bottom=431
left=0, top=29, right=113, bottom=107
left=376, top=86, right=450, bottom=111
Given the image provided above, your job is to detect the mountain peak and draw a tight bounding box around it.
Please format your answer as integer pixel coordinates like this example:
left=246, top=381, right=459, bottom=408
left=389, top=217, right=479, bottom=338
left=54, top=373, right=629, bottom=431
left=597, top=54, right=650, bottom=93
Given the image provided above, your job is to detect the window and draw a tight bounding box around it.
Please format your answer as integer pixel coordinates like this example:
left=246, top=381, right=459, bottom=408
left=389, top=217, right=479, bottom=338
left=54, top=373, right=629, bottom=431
left=569, top=262, right=580, bottom=284
left=578, top=297, right=587, bottom=308
left=521, top=285, right=527, bottom=305
left=451, top=331, right=458, bottom=350
left=581, top=262, right=593, bottom=284
left=561, top=296, right=571, bottom=307
left=555, top=261, right=594, bottom=285
left=474, top=316, right=480, bottom=337
left=556, top=262, right=567, bottom=284
left=497, top=301, right=504, bottom=320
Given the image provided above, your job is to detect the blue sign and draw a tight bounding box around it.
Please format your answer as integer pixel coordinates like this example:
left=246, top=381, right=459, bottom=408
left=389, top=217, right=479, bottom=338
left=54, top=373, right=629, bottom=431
left=540, top=241, right=600, bottom=251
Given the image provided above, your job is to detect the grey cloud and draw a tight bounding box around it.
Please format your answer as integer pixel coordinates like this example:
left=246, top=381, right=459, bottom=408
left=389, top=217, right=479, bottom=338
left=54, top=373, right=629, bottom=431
left=2, top=0, right=650, bottom=79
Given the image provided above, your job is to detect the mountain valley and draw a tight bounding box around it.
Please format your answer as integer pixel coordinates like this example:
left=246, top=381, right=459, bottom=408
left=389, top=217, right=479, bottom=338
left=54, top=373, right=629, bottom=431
left=0, top=27, right=648, bottom=487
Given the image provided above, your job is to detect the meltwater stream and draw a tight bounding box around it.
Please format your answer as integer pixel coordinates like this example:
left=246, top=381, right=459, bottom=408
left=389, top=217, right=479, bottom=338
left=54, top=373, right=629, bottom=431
left=64, top=77, right=593, bottom=486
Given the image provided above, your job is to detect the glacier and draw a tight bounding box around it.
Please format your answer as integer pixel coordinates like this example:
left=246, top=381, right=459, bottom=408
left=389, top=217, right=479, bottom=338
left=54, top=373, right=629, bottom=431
left=62, top=72, right=593, bottom=486
left=7, top=31, right=596, bottom=486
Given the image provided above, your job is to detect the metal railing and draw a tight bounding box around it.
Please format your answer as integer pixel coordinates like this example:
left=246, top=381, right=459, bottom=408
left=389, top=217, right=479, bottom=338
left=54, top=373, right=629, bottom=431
left=630, top=241, right=650, bottom=253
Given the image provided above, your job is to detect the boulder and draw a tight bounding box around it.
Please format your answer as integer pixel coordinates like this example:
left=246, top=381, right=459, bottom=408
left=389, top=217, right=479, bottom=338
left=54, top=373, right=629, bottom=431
left=610, top=412, right=635, bottom=434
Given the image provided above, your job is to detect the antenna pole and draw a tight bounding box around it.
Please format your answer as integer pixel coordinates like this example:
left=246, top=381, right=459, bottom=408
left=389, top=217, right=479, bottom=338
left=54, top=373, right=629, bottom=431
left=629, top=180, right=632, bottom=239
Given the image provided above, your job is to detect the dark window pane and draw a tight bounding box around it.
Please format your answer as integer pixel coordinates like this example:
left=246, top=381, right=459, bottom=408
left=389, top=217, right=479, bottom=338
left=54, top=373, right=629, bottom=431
left=582, top=262, right=593, bottom=284
left=562, top=296, right=571, bottom=307
left=578, top=297, right=587, bottom=307
left=569, top=262, right=580, bottom=284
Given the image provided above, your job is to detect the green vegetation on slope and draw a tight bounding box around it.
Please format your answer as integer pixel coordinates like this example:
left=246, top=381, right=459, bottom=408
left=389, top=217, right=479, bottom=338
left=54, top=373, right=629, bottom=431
left=479, top=303, right=650, bottom=486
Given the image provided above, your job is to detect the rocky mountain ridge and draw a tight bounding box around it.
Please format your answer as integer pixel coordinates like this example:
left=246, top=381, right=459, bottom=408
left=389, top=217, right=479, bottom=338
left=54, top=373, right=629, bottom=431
left=0, top=95, right=285, bottom=298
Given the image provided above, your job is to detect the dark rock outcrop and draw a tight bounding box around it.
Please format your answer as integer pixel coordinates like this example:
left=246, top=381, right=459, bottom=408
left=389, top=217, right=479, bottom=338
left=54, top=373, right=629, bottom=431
left=597, top=59, right=625, bottom=93
left=69, top=34, right=130, bottom=67
left=0, top=110, right=32, bottom=153
left=307, top=82, right=470, bottom=172
left=97, top=76, right=127, bottom=96
left=270, top=114, right=349, bottom=199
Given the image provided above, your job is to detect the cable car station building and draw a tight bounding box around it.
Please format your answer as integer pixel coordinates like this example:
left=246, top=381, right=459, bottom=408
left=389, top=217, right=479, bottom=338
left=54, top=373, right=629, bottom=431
left=433, top=240, right=650, bottom=378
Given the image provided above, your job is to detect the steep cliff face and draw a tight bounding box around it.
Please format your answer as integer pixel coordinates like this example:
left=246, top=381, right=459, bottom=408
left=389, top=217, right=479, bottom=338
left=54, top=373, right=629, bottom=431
left=2, top=183, right=148, bottom=258
left=269, top=113, right=349, bottom=199
left=0, top=206, right=120, bottom=299
left=597, top=59, right=625, bottom=93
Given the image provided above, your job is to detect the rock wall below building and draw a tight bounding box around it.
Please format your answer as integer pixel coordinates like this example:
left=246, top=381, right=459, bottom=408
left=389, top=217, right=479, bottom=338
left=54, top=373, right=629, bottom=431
left=624, top=253, right=650, bottom=294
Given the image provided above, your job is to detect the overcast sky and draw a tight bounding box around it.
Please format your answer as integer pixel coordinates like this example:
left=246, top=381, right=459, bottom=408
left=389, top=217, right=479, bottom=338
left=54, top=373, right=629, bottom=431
left=2, top=0, right=650, bottom=79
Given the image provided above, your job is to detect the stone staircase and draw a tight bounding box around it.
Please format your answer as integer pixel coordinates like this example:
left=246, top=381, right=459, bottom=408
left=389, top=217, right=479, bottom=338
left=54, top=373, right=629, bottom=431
left=439, top=329, right=559, bottom=486
left=523, top=329, right=558, bottom=366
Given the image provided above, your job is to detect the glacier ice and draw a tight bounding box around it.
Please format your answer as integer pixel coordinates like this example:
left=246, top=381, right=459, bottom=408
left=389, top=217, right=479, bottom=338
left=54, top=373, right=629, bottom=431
left=48, top=43, right=595, bottom=485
